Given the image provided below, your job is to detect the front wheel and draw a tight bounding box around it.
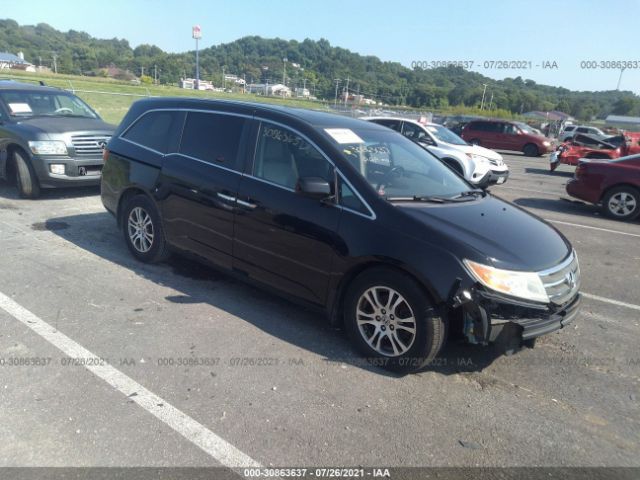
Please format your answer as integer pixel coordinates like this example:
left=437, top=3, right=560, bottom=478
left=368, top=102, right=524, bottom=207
left=345, top=267, right=446, bottom=373
left=523, top=143, right=539, bottom=157
left=14, top=151, right=40, bottom=199
left=122, top=194, right=171, bottom=263
left=602, top=186, right=640, bottom=221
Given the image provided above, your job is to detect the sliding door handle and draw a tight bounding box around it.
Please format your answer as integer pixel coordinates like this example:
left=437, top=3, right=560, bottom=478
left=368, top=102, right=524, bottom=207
left=236, top=199, right=257, bottom=209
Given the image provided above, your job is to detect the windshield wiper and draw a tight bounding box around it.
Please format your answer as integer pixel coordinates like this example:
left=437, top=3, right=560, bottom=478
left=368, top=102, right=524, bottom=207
left=451, top=189, right=486, bottom=200
left=386, top=195, right=453, bottom=203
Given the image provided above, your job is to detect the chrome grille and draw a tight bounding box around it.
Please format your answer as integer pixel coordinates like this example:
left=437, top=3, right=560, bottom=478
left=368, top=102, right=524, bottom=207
left=538, top=252, right=580, bottom=306
left=71, top=135, right=111, bottom=156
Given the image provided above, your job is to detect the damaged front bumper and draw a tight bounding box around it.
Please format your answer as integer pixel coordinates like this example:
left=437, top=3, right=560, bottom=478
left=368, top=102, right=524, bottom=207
left=452, top=286, right=581, bottom=347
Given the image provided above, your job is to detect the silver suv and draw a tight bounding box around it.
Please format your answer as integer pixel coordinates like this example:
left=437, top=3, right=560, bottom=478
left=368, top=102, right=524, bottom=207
left=0, top=80, right=115, bottom=198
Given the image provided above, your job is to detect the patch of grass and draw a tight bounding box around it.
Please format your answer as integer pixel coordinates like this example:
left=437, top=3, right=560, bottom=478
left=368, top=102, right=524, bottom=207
left=1, top=70, right=336, bottom=125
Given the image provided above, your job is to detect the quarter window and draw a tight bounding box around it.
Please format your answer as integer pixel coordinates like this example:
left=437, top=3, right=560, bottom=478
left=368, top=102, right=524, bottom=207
left=179, top=112, right=245, bottom=170
left=338, top=176, right=369, bottom=216
left=123, top=111, right=181, bottom=154
left=253, top=123, right=334, bottom=190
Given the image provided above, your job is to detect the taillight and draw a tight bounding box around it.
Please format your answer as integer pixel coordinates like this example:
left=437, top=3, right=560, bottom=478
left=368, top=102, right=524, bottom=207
left=102, top=148, right=109, bottom=163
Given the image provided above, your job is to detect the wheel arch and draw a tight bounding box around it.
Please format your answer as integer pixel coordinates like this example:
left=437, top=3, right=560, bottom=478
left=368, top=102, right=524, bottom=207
left=600, top=183, right=640, bottom=203
left=328, top=259, right=445, bottom=327
left=4, top=143, right=31, bottom=181
left=116, top=186, right=156, bottom=229
left=440, top=156, right=466, bottom=176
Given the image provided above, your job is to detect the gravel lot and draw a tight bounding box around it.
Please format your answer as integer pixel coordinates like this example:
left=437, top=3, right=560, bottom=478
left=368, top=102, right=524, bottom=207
left=0, top=152, right=638, bottom=471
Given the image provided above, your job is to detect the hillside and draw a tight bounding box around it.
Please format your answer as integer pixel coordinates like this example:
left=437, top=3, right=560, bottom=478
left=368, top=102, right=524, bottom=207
left=1, top=18, right=639, bottom=120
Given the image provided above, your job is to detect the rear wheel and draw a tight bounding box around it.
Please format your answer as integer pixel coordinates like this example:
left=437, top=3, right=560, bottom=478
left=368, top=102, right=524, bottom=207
left=602, top=186, right=640, bottom=221
left=122, top=194, right=171, bottom=263
left=344, top=267, right=446, bottom=373
left=14, top=151, right=40, bottom=199
left=523, top=143, right=539, bottom=157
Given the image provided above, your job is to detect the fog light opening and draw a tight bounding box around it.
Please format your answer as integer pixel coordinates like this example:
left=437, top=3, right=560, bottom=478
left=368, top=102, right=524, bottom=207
left=49, top=164, right=65, bottom=175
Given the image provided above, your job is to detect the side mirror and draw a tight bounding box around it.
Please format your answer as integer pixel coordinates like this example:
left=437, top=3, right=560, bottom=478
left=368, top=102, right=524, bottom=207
left=296, top=176, right=332, bottom=199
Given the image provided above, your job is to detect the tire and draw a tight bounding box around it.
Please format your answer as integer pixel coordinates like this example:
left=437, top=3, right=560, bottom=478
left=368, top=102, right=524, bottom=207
left=121, top=194, right=171, bottom=263
left=442, top=158, right=464, bottom=177
left=523, top=143, right=539, bottom=157
left=469, top=138, right=481, bottom=146
left=14, top=151, right=40, bottom=199
left=602, top=186, right=640, bottom=221
left=344, top=267, right=446, bottom=373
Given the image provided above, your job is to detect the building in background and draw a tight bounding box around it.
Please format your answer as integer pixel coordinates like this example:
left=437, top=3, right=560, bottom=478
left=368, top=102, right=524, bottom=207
left=605, top=115, right=640, bottom=131
left=0, top=52, right=36, bottom=72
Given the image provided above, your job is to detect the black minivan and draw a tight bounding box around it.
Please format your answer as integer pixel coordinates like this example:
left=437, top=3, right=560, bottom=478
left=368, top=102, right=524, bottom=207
left=101, top=98, right=581, bottom=372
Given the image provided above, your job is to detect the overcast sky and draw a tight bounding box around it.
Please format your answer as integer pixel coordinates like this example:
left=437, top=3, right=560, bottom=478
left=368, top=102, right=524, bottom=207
left=4, top=0, right=640, bottom=94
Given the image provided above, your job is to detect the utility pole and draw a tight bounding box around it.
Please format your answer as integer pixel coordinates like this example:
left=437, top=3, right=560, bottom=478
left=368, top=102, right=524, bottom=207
left=52, top=53, right=58, bottom=74
left=617, top=68, right=626, bottom=90
left=334, top=79, right=341, bottom=107
left=488, top=92, right=494, bottom=110
left=344, top=77, right=350, bottom=107
left=192, top=25, right=201, bottom=89
left=222, top=66, right=226, bottom=90
left=282, top=57, right=287, bottom=86
left=141, top=66, right=144, bottom=77
left=480, top=83, right=488, bottom=110
left=154, top=65, right=157, bottom=85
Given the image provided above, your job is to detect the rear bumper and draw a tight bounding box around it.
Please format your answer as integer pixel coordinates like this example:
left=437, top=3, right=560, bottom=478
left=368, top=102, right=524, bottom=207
left=566, top=179, right=600, bottom=204
left=31, top=155, right=103, bottom=188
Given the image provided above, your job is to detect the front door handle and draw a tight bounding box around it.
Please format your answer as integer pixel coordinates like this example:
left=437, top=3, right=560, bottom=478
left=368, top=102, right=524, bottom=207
left=217, top=192, right=237, bottom=202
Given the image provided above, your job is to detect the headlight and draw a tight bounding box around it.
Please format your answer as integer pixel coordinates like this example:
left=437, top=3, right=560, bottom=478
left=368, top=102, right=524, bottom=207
left=28, top=141, right=68, bottom=156
left=468, top=154, right=490, bottom=164
left=542, top=141, right=551, bottom=147
left=464, top=259, right=549, bottom=303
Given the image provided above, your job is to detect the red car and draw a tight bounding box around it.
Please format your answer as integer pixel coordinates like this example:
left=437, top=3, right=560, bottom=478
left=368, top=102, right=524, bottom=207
left=550, top=132, right=640, bottom=171
left=460, top=120, right=555, bottom=157
left=566, top=154, right=640, bottom=221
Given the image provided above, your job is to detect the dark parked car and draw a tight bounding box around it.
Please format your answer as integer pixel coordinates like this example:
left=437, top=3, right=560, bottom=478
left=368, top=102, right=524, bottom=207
left=101, top=98, right=581, bottom=372
left=460, top=119, right=554, bottom=157
left=566, top=154, right=640, bottom=221
left=0, top=80, right=115, bottom=198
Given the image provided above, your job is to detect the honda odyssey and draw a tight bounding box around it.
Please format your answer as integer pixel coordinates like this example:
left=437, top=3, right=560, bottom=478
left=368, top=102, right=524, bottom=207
left=101, top=98, right=581, bottom=372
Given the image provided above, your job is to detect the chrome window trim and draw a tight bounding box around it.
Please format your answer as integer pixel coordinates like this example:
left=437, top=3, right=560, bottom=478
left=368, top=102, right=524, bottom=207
left=118, top=107, right=377, bottom=220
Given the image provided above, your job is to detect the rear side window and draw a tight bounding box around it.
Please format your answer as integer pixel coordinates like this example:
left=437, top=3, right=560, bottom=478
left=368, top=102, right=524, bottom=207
left=372, top=119, right=402, bottom=132
left=179, top=112, right=245, bottom=170
left=468, top=122, right=497, bottom=132
left=123, top=111, right=181, bottom=154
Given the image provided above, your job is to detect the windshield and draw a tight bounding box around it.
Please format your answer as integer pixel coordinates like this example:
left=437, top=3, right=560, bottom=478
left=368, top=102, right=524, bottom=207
left=0, top=91, right=98, bottom=119
left=425, top=124, right=468, bottom=146
left=323, top=126, right=473, bottom=200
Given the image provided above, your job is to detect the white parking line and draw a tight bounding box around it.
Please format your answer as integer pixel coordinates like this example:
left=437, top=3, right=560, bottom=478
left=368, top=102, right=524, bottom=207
left=0, top=291, right=260, bottom=469
left=546, top=220, right=640, bottom=238
left=582, top=292, right=640, bottom=312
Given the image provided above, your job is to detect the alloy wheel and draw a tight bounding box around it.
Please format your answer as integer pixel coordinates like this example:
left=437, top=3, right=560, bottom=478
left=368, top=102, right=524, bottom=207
left=127, top=206, right=154, bottom=253
left=608, top=192, right=637, bottom=217
left=355, top=286, right=417, bottom=357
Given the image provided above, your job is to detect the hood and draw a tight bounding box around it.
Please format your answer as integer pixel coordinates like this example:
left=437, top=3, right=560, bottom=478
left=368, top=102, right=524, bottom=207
left=451, top=143, right=503, bottom=161
left=15, top=117, right=115, bottom=136
left=397, top=195, right=571, bottom=271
